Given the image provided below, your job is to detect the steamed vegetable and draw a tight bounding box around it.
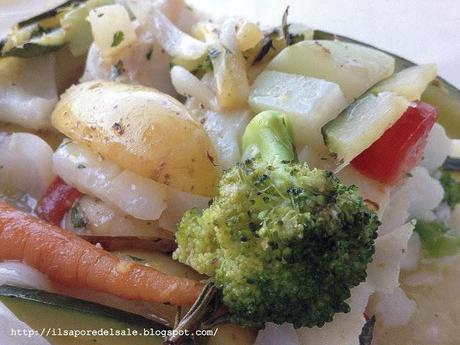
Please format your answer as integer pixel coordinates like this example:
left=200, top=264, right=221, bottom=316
left=323, top=63, right=438, bottom=167
left=439, top=158, right=460, bottom=209
left=53, top=140, right=169, bottom=221
left=87, top=4, right=137, bottom=62
left=0, top=285, right=166, bottom=345
left=0, top=55, right=57, bottom=130
left=322, top=92, right=410, bottom=165
left=36, top=177, right=82, bottom=225
left=52, top=81, right=221, bottom=197
left=0, top=133, right=55, bottom=198
left=249, top=70, right=347, bottom=153
left=415, top=220, right=460, bottom=258
left=174, top=111, right=379, bottom=328
left=0, top=201, right=203, bottom=306
left=0, top=0, right=114, bottom=58
left=266, top=40, right=395, bottom=101
left=371, top=64, right=437, bottom=101
left=351, top=102, right=437, bottom=184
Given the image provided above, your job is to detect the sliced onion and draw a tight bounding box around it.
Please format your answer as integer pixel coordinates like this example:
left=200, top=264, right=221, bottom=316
left=159, top=187, right=210, bottom=232
left=0, top=133, right=55, bottom=199
left=53, top=141, right=168, bottom=220
left=0, top=55, right=57, bottom=130
left=170, top=65, right=217, bottom=110
left=0, top=261, right=52, bottom=291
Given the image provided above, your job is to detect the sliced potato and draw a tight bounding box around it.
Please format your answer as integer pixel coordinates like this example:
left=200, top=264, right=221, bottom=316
left=267, top=40, right=395, bottom=101
left=52, top=81, right=221, bottom=197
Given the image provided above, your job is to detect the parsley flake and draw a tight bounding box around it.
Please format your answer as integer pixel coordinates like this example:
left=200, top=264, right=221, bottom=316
left=111, top=31, right=124, bottom=47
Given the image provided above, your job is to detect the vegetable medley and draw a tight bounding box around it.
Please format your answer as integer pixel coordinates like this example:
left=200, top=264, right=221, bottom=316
left=0, top=1, right=460, bottom=345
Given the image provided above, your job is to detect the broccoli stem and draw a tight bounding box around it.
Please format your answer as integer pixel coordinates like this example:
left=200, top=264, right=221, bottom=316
left=242, top=110, right=297, bottom=164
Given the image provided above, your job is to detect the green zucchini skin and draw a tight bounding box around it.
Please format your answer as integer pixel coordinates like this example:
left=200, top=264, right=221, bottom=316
left=0, top=285, right=172, bottom=345
left=314, top=30, right=460, bottom=139
left=0, top=285, right=167, bottom=330
left=0, top=0, right=114, bottom=58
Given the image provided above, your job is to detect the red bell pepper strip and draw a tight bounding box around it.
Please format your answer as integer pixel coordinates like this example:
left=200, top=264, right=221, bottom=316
left=36, top=177, right=82, bottom=225
left=351, top=102, right=437, bottom=185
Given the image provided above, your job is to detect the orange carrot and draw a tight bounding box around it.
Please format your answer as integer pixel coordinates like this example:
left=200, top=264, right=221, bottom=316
left=0, top=201, right=203, bottom=306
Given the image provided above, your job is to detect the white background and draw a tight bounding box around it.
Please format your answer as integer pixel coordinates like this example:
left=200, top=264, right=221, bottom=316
left=1, top=0, right=460, bottom=88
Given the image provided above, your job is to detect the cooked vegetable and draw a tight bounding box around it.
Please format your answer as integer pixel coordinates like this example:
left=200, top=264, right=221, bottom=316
left=322, top=92, right=410, bottom=165
left=249, top=70, right=347, bottom=153
left=36, top=177, right=82, bottom=225
left=0, top=0, right=114, bottom=58
left=351, top=102, right=437, bottom=184
left=87, top=4, right=137, bottom=62
left=359, top=316, right=376, bottom=345
left=189, top=20, right=251, bottom=108
left=174, top=111, right=379, bottom=328
left=51, top=81, right=221, bottom=197
left=243, top=14, right=313, bottom=66
left=53, top=140, right=169, bottom=221
left=0, top=201, right=203, bottom=306
left=0, top=133, right=55, bottom=198
left=322, top=61, right=441, bottom=166
left=313, top=29, right=460, bottom=141
left=0, top=285, right=166, bottom=345
left=266, top=40, right=395, bottom=101
left=415, top=220, right=460, bottom=258
left=439, top=164, right=460, bottom=209
left=236, top=20, right=264, bottom=51
left=82, top=236, right=176, bottom=252
left=371, top=64, right=437, bottom=101
left=0, top=55, right=57, bottom=130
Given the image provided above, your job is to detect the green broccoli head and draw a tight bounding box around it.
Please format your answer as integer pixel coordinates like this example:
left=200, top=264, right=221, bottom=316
left=173, top=111, right=379, bottom=328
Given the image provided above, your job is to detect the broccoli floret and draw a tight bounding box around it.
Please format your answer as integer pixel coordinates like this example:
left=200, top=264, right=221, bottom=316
left=174, top=111, right=379, bottom=328
left=415, top=220, right=460, bottom=258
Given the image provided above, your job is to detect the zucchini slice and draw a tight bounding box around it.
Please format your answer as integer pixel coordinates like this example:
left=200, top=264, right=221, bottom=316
left=314, top=30, right=460, bottom=139
left=0, top=285, right=166, bottom=345
left=322, top=92, right=409, bottom=164
left=0, top=0, right=114, bottom=58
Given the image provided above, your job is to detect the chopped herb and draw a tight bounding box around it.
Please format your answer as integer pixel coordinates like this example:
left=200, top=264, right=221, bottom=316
left=442, top=156, right=460, bottom=171
left=97, top=13, right=104, bottom=18
left=359, top=315, right=376, bottom=345
left=127, top=255, right=145, bottom=262
left=192, top=56, right=213, bottom=78
left=252, top=37, right=273, bottom=64
left=440, top=167, right=460, bottom=209
left=405, top=172, right=413, bottom=178
left=281, top=6, right=292, bottom=46
left=58, top=140, right=72, bottom=149
left=111, top=31, right=124, bottom=47
left=112, top=60, right=124, bottom=78
left=208, top=47, right=220, bottom=60
left=145, top=48, right=153, bottom=60
left=112, top=122, right=124, bottom=135
left=70, top=203, right=87, bottom=229
left=77, top=163, right=86, bottom=169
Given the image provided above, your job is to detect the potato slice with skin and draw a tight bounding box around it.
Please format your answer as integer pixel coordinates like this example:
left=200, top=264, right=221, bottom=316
left=267, top=40, right=395, bottom=102
left=52, top=81, right=221, bottom=197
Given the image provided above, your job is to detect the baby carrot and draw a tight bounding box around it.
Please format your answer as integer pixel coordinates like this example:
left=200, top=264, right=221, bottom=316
left=0, top=201, right=203, bottom=306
